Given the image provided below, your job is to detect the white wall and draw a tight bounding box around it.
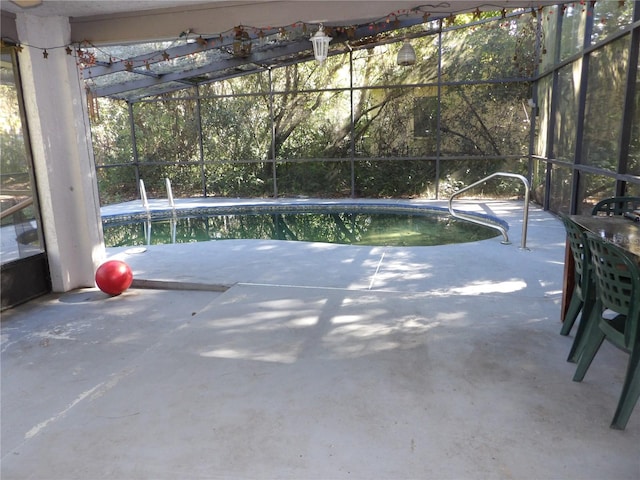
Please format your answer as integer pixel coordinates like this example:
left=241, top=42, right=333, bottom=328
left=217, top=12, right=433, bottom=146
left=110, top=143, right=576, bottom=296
left=15, top=14, right=105, bottom=292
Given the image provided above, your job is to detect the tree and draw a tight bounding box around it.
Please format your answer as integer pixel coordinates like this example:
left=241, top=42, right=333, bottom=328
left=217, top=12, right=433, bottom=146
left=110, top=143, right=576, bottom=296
left=92, top=9, right=540, bottom=203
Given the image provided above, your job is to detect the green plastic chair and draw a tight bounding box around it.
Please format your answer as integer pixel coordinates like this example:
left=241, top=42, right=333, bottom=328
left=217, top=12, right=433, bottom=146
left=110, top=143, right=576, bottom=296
left=573, top=232, right=640, bottom=429
left=591, top=196, right=640, bottom=216
left=558, top=214, right=596, bottom=362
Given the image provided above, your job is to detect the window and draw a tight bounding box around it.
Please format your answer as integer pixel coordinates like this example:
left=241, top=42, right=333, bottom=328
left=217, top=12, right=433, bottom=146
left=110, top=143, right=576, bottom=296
left=0, top=47, right=45, bottom=264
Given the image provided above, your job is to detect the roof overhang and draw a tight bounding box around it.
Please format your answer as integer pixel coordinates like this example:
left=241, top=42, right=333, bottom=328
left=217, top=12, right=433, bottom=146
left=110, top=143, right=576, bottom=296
left=1, top=1, right=563, bottom=102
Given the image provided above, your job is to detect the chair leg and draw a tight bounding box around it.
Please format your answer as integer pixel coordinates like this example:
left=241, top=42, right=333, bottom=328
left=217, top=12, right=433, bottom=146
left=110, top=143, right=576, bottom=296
left=567, top=296, right=597, bottom=363
left=573, top=323, right=606, bottom=382
left=610, top=347, right=640, bottom=430
left=560, top=293, right=583, bottom=336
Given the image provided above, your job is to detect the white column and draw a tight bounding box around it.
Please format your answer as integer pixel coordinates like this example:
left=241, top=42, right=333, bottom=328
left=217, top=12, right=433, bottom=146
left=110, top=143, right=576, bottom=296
left=15, top=14, right=105, bottom=292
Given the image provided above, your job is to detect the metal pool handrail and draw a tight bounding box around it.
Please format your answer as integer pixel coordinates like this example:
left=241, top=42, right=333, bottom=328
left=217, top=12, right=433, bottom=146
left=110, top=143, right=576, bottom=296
left=139, top=179, right=149, bottom=213
left=165, top=178, right=175, bottom=210
left=139, top=178, right=176, bottom=212
left=448, top=172, right=531, bottom=249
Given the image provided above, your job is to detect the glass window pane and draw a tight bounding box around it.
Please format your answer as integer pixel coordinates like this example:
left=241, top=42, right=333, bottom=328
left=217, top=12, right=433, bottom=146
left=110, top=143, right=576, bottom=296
left=591, top=1, right=635, bottom=46
left=560, top=3, right=587, bottom=62
left=270, top=56, right=349, bottom=91
left=133, top=97, right=200, bottom=164
left=352, top=35, right=439, bottom=88
left=531, top=158, right=548, bottom=205
left=440, top=83, right=531, bottom=157
left=548, top=164, right=572, bottom=213
left=97, top=165, right=139, bottom=205
left=205, top=161, right=273, bottom=197
left=554, top=64, right=580, bottom=161
left=441, top=12, right=538, bottom=82
left=201, top=95, right=270, bottom=162
left=163, top=164, right=204, bottom=198
left=578, top=172, right=617, bottom=214
left=439, top=158, right=529, bottom=198
left=138, top=164, right=201, bottom=199
left=355, top=87, right=431, bottom=158
left=535, top=74, right=552, bottom=157
left=276, top=160, right=351, bottom=197
left=412, top=92, right=439, bottom=157
left=276, top=91, right=351, bottom=160
left=91, top=99, right=133, bottom=166
left=539, top=5, right=560, bottom=74
left=0, top=47, right=44, bottom=263
left=200, top=70, right=269, bottom=95
left=625, top=181, right=640, bottom=196
left=582, top=37, right=629, bottom=169
left=357, top=86, right=468, bottom=159
left=355, top=159, right=436, bottom=198
left=627, top=63, right=640, bottom=176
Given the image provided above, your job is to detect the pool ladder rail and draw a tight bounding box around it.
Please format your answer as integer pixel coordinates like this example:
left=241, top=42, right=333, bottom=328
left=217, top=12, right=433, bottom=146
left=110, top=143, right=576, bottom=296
left=448, top=172, right=530, bottom=250
left=139, top=178, right=176, bottom=214
left=139, top=179, right=150, bottom=214
left=139, top=178, right=178, bottom=245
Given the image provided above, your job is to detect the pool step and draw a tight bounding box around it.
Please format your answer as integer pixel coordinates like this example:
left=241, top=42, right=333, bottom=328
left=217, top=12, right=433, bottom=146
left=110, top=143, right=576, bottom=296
left=131, top=279, right=231, bottom=292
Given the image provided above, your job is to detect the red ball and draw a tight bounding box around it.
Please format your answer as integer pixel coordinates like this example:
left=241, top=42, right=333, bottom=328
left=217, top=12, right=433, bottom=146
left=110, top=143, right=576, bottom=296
left=95, top=260, right=133, bottom=296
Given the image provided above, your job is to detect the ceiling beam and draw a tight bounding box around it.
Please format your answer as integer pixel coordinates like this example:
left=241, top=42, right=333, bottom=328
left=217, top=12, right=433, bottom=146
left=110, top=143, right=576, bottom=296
left=70, top=1, right=436, bottom=45
left=69, top=1, right=558, bottom=45
left=88, top=13, right=441, bottom=100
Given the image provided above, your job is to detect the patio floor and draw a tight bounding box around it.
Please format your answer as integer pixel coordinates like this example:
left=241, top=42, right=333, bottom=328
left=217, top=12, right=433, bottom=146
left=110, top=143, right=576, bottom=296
left=2, top=199, right=639, bottom=479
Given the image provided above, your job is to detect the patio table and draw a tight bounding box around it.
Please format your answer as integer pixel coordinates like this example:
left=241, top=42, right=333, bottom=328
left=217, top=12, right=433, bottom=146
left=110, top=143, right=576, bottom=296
left=561, top=215, right=640, bottom=322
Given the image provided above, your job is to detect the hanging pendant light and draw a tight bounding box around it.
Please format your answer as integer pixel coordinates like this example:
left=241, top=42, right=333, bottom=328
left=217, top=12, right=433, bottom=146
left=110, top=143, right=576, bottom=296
left=397, top=39, right=416, bottom=66
left=310, top=24, right=332, bottom=64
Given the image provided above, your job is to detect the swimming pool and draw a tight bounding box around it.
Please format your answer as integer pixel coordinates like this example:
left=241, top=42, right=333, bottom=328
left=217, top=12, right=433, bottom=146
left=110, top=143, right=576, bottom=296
left=102, top=202, right=505, bottom=248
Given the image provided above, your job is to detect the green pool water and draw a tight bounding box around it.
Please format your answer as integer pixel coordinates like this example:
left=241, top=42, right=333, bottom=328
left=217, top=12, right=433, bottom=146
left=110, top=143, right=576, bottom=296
left=103, top=209, right=500, bottom=247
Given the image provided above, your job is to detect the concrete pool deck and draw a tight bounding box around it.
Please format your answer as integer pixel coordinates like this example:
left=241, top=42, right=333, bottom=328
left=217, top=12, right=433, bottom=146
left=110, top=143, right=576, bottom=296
left=2, top=199, right=639, bottom=479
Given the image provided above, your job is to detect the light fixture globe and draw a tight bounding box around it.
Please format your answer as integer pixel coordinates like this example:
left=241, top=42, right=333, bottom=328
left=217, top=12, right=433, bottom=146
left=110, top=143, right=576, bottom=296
left=397, top=40, right=416, bottom=66
left=310, top=24, right=332, bottom=64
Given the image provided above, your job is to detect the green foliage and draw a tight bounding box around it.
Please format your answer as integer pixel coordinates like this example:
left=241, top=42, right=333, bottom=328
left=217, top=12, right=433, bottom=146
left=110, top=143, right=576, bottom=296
left=200, top=94, right=270, bottom=161
left=0, top=84, right=29, bottom=180
left=134, top=93, right=200, bottom=165
left=93, top=10, right=542, bottom=204
left=97, top=166, right=138, bottom=204
left=356, top=160, right=436, bottom=198
left=442, top=13, right=538, bottom=80
left=276, top=161, right=352, bottom=197
left=90, top=99, right=132, bottom=165
left=0, top=78, right=34, bottom=214
left=205, top=162, right=270, bottom=197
